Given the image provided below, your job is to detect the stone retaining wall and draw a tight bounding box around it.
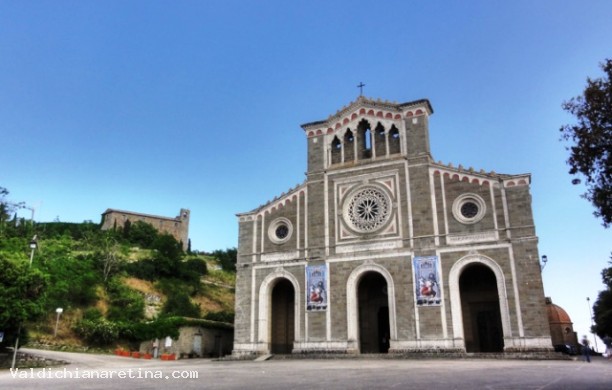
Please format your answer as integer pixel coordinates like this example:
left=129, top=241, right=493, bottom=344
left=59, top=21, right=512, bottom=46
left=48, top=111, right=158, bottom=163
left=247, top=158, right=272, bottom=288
left=0, top=351, right=68, bottom=369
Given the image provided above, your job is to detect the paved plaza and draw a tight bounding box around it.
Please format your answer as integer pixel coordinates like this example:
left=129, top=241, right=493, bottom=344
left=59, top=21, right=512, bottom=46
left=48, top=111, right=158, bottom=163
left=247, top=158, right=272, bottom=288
left=1, top=349, right=611, bottom=389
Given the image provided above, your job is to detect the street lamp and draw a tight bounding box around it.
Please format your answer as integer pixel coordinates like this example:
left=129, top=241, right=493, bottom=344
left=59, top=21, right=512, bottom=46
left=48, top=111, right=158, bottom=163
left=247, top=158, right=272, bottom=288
left=28, top=235, right=38, bottom=266
left=587, top=297, right=599, bottom=352
left=11, top=235, right=38, bottom=370
left=540, top=255, right=548, bottom=271
left=54, top=308, right=63, bottom=337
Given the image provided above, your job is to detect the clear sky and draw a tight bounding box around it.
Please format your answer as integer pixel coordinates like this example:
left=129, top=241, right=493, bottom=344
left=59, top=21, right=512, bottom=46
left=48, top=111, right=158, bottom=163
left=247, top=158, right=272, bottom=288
left=1, top=1, right=610, bottom=349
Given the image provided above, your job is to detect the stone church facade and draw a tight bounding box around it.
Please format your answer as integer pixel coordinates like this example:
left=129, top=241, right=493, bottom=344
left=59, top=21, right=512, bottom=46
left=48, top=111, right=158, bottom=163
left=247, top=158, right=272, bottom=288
left=233, top=96, right=552, bottom=356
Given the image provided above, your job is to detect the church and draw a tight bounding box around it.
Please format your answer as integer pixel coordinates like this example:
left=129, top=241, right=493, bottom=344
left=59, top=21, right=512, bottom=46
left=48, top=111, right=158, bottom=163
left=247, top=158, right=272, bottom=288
left=232, top=96, right=553, bottom=356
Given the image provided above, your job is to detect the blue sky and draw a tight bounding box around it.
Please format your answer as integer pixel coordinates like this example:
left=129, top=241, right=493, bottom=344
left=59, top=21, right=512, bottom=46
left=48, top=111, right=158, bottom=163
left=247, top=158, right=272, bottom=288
left=1, top=1, right=611, bottom=349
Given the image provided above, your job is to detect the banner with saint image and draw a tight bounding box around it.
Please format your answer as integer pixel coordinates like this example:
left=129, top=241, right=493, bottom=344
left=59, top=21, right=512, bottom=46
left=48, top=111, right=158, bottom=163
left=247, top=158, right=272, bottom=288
left=413, top=256, right=442, bottom=306
left=306, top=265, right=327, bottom=311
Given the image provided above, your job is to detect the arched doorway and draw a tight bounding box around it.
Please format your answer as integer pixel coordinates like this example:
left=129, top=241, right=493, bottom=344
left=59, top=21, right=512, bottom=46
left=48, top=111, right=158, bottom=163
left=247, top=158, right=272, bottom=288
left=459, top=264, right=504, bottom=352
left=270, top=278, right=295, bottom=354
left=357, top=272, right=390, bottom=353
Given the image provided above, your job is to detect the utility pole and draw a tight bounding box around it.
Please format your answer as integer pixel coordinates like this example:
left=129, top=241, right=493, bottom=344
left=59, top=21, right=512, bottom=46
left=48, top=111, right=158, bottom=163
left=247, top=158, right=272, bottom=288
left=587, top=297, right=599, bottom=352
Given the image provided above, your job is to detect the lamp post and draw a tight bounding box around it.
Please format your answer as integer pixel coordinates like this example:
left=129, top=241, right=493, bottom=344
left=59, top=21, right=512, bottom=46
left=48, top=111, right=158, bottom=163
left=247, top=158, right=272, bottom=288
left=28, top=235, right=37, bottom=266
left=54, top=308, right=63, bottom=337
left=587, top=297, right=599, bottom=352
left=11, top=235, right=38, bottom=370
left=540, top=255, right=548, bottom=271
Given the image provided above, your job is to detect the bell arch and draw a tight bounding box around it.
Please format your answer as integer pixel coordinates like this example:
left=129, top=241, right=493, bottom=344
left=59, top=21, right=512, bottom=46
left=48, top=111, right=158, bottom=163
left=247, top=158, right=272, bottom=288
left=343, top=129, right=355, bottom=162
left=258, top=269, right=301, bottom=353
left=448, top=255, right=511, bottom=350
left=389, top=125, right=401, bottom=154
left=357, top=119, right=372, bottom=159
left=374, top=122, right=386, bottom=157
left=331, top=136, right=342, bottom=164
left=346, top=262, right=397, bottom=351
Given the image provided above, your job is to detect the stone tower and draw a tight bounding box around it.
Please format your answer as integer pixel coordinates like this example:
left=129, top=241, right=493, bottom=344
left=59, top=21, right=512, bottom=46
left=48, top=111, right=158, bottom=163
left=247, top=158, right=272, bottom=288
left=233, top=96, right=552, bottom=356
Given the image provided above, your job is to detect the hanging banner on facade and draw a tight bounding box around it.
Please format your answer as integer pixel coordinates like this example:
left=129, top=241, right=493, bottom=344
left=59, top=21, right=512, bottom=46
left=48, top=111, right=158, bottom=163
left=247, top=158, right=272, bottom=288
left=306, top=265, right=328, bottom=311
left=414, top=256, right=442, bottom=306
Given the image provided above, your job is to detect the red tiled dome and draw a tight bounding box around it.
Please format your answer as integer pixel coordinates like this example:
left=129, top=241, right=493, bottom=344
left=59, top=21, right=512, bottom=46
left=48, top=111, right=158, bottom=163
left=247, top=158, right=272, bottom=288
left=546, top=298, right=572, bottom=324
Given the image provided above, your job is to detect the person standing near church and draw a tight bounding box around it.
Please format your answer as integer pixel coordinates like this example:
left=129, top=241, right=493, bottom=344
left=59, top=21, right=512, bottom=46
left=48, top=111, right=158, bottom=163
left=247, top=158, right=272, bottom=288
left=581, top=335, right=591, bottom=363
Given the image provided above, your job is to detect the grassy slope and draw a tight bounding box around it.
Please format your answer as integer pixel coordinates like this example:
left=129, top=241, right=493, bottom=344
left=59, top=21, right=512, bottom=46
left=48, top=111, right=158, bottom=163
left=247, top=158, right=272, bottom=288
left=27, top=252, right=235, bottom=351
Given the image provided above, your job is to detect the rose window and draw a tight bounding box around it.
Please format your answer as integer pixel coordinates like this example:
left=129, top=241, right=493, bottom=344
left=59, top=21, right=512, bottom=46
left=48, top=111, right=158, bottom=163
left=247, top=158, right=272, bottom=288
left=460, top=201, right=479, bottom=219
left=275, top=224, right=289, bottom=240
left=345, top=187, right=391, bottom=232
left=452, top=193, right=486, bottom=224
left=268, top=218, right=293, bottom=244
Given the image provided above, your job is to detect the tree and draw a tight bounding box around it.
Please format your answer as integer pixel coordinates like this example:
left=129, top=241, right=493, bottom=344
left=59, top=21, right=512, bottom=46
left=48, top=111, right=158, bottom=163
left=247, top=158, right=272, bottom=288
left=147, top=234, right=184, bottom=278
left=127, top=221, right=158, bottom=248
left=83, top=231, right=125, bottom=284
left=37, top=239, right=99, bottom=309
left=98, top=235, right=124, bottom=284
left=0, top=186, right=25, bottom=236
left=560, top=59, right=612, bottom=227
left=592, top=255, right=612, bottom=338
left=0, top=256, right=48, bottom=350
left=211, top=247, right=237, bottom=272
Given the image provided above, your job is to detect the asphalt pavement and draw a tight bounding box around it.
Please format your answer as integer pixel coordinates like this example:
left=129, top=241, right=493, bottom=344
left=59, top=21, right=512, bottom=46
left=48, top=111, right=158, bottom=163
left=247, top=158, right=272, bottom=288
left=1, top=349, right=611, bottom=389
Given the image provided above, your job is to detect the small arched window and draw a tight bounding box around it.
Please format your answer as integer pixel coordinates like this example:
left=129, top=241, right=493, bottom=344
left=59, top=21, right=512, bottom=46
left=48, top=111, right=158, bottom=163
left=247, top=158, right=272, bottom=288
left=375, top=122, right=386, bottom=157
left=389, top=125, right=400, bottom=154
left=331, top=136, right=342, bottom=164
left=357, top=119, right=372, bottom=159
left=344, top=129, right=355, bottom=162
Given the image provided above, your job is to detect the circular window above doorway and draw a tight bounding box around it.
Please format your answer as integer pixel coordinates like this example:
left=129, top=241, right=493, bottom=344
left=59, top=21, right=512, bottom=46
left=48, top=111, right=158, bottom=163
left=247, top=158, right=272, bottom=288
left=343, top=185, right=392, bottom=233
left=452, top=193, right=486, bottom=224
left=268, top=217, right=293, bottom=244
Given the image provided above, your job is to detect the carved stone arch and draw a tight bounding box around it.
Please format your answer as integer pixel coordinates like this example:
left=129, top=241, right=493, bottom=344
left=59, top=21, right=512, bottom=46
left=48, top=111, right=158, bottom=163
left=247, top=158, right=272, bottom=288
left=448, top=254, right=511, bottom=349
left=346, top=262, right=397, bottom=346
left=257, top=269, right=301, bottom=351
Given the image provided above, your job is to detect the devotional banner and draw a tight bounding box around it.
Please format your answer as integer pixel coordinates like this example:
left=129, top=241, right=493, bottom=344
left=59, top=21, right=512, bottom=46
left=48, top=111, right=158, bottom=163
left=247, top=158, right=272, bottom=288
left=413, top=256, right=441, bottom=306
left=306, top=265, right=328, bottom=311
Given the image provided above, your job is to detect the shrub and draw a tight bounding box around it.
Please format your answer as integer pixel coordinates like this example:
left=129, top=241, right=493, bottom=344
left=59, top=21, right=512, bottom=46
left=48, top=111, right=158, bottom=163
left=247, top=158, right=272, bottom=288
left=126, top=221, right=158, bottom=248
left=40, top=251, right=99, bottom=309
left=162, top=289, right=201, bottom=318
left=106, top=278, right=145, bottom=322
left=124, top=258, right=157, bottom=281
left=82, top=307, right=103, bottom=321
left=204, top=310, right=234, bottom=324
left=183, top=257, right=207, bottom=275
left=210, top=248, right=237, bottom=272
left=73, top=318, right=120, bottom=345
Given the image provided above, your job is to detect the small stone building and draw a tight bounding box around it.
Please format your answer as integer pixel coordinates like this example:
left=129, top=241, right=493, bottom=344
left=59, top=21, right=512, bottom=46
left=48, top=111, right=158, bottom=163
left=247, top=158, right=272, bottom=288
left=140, top=325, right=234, bottom=359
left=101, top=208, right=190, bottom=250
left=546, top=297, right=578, bottom=348
left=233, top=96, right=552, bottom=356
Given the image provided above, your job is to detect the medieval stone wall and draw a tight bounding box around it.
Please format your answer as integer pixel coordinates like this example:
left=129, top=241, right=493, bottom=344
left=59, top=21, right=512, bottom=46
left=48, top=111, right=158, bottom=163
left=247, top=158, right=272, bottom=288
left=101, top=208, right=190, bottom=250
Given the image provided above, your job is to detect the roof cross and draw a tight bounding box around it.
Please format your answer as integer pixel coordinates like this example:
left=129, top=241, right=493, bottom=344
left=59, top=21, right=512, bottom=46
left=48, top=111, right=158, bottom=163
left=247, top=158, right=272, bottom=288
left=357, top=82, right=366, bottom=96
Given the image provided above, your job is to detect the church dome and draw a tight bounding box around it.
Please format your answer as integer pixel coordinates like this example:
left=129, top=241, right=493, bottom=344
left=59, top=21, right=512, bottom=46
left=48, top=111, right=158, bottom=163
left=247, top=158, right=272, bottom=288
left=546, top=297, right=572, bottom=325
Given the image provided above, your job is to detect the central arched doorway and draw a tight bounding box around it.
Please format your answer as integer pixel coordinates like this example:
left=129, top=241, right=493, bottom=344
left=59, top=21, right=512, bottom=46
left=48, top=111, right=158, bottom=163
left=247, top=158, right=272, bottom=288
left=270, top=278, right=295, bottom=354
left=459, top=264, right=504, bottom=352
left=357, top=272, right=390, bottom=353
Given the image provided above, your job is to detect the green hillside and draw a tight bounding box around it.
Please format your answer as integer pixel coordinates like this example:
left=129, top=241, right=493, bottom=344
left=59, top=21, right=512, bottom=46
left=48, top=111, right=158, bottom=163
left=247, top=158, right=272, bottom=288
left=0, top=215, right=236, bottom=353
